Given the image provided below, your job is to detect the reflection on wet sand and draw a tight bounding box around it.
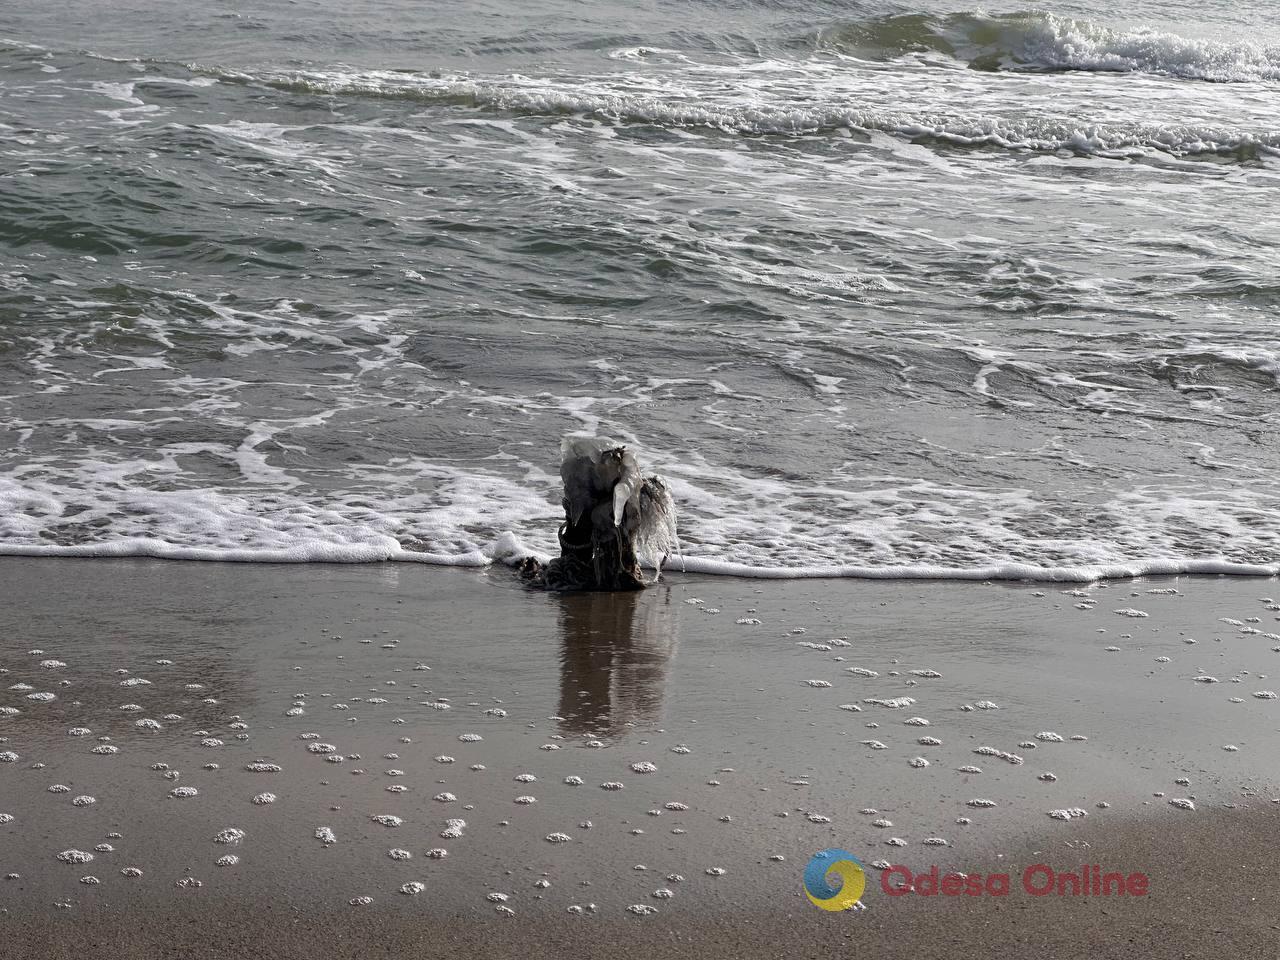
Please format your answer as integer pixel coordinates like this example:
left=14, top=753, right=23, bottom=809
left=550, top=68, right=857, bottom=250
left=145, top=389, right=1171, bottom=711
left=555, top=585, right=678, bottom=737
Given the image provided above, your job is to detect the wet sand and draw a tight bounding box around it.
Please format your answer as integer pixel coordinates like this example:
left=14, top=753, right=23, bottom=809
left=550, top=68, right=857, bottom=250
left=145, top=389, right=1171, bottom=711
left=2, top=559, right=1279, bottom=958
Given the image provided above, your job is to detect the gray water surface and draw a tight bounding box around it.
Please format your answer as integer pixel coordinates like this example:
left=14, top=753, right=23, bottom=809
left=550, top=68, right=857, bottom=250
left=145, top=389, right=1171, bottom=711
left=2, top=1, right=1278, bottom=577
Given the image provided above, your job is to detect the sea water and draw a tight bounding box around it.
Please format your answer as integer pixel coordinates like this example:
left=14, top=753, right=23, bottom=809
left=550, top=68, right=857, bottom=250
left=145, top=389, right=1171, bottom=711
left=1, top=0, right=1278, bottom=580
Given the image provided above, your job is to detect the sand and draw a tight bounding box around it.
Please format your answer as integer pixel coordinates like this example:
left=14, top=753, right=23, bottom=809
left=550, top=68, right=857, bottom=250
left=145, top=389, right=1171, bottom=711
left=1, top=558, right=1279, bottom=959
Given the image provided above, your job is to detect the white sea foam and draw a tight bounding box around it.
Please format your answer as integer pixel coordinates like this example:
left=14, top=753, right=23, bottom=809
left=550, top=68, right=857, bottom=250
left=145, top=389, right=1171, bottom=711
left=3, top=470, right=1276, bottom=581
left=185, top=65, right=1280, bottom=159
left=990, top=16, right=1280, bottom=84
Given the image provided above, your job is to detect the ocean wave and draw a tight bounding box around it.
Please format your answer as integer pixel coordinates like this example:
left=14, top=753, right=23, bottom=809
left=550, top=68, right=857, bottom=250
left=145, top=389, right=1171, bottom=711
left=199, top=66, right=1279, bottom=158
left=3, top=468, right=1278, bottom=584
left=815, top=11, right=1280, bottom=83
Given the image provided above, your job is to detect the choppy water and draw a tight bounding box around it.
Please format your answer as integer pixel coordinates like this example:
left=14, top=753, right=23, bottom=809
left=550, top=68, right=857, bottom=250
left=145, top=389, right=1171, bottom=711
left=2, top=1, right=1279, bottom=580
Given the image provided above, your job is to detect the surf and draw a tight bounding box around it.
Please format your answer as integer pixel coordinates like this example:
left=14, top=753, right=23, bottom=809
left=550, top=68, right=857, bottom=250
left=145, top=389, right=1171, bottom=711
left=813, top=10, right=1280, bottom=83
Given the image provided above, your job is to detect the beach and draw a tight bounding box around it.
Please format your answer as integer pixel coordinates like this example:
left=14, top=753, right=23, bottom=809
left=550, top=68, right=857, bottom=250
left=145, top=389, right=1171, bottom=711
left=4, top=0, right=1280, bottom=956
left=3, top=559, right=1278, bottom=958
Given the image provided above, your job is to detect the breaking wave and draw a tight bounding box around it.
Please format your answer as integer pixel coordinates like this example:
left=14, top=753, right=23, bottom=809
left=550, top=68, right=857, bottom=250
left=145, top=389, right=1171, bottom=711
left=199, top=66, right=1279, bottom=158
left=815, top=11, right=1280, bottom=83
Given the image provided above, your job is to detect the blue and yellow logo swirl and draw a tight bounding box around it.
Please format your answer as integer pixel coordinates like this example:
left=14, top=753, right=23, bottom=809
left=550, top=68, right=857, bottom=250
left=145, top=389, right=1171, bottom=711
left=804, top=849, right=866, bottom=911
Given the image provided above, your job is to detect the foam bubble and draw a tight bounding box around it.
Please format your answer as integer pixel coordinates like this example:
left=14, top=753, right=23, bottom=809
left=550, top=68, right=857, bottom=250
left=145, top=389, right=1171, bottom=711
left=1048, top=807, right=1088, bottom=820
left=866, top=697, right=914, bottom=708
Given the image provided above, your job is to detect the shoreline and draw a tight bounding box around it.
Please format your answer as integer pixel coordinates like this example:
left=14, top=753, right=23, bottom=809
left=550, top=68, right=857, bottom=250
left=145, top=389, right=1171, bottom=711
left=1, top=545, right=1278, bottom=583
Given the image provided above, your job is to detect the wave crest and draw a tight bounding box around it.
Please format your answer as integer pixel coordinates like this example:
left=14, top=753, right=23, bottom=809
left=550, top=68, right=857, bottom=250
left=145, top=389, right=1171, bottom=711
left=199, top=66, right=1278, bottom=159
left=816, top=11, right=1280, bottom=83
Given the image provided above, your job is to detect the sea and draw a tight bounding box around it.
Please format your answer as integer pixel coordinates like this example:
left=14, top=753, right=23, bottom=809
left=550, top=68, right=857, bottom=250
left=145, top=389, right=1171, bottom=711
left=2, top=0, right=1278, bottom=581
